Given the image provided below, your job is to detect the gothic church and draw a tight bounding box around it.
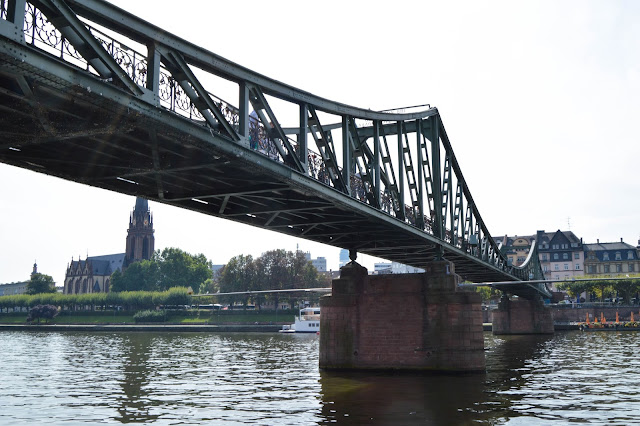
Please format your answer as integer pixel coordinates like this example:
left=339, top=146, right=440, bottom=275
left=63, top=197, right=155, bottom=294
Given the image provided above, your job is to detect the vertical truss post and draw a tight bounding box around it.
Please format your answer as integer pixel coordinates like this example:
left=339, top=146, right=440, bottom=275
left=298, top=103, right=308, bottom=173
left=6, top=0, right=26, bottom=27
left=431, top=115, right=444, bottom=259
left=415, top=119, right=425, bottom=229
left=396, top=121, right=405, bottom=221
left=373, top=120, right=381, bottom=208
left=238, top=82, right=249, bottom=140
left=342, top=115, right=351, bottom=195
left=146, top=42, right=161, bottom=99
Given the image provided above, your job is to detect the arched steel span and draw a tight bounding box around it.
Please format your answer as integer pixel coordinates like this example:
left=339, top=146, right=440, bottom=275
left=0, top=0, right=549, bottom=298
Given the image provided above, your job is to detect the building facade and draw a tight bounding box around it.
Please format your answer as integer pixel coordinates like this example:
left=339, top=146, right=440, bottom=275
left=64, top=197, right=154, bottom=294
left=583, top=239, right=640, bottom=276
left=495, top=235, right=535, bottom=267
left=536, top=230, right=585, bottom=282
left=0, top=263, right=41, bottom=295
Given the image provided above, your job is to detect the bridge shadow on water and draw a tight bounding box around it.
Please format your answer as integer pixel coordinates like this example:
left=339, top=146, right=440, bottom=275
left=318, top=333, right=556, bottom=425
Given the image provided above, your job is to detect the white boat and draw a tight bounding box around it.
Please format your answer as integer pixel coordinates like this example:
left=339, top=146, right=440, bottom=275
left=279, top=307, right=320, bottom=333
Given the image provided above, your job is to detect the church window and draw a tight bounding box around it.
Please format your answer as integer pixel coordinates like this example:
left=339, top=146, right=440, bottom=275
left=143, top=237, right=150, bottom=260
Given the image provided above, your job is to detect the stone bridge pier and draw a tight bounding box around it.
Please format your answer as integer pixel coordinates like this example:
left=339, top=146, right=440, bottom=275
left=491, top=295, right=554, bottom=335
left=319, top=260, right=485, bottom=372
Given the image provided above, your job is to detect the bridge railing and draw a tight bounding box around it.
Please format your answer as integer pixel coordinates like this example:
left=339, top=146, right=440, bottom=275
left=1, top=0, right=542, bottom=283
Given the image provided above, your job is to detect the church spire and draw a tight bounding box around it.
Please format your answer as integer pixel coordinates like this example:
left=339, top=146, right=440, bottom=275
left=124, top=197, right=155, bottom=268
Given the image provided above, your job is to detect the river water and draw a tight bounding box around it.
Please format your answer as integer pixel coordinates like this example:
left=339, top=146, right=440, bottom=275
left=0, top=330, right=639, bottom=425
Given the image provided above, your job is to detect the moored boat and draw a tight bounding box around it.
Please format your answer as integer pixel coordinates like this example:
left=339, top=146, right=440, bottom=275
left=279, top=307, right=320, bottom=333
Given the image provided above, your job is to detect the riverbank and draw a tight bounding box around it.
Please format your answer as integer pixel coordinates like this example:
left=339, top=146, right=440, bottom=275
left=0, top=323, right=283, bottom=332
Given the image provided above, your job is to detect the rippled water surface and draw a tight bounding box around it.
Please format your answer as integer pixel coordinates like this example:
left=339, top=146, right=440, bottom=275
left=1, top=330, right=639, bottom=425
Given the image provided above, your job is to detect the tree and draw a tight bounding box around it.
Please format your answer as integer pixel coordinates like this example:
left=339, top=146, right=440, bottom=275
left=111, top=260, right=160, bottom=292
left=26, top=304, right=58, bottom=323
left=155, top=248, right=212, bottom=292
left=219, top=255, right=257, bottom=306
left=26, top=273, right=56, bottom=295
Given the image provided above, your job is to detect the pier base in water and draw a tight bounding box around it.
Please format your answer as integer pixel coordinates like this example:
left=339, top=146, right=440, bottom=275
left=319, top=260, right=485, bottom=372
left=492, top=296, right=554, bottom=335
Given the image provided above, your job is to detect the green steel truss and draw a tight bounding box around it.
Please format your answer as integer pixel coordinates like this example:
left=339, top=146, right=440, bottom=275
left=0, top=0, right=549, bottom=298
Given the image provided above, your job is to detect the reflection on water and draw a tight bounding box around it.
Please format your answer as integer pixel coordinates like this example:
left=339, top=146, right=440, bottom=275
left=1, top=330, right=640, bottom=424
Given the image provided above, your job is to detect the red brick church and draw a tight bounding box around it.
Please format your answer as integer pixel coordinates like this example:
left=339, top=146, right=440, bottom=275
left=63, top=197, right=155, bottom=294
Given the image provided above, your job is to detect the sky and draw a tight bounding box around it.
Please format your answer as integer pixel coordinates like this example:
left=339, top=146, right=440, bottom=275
left=1, top=0, right=639, bottom=286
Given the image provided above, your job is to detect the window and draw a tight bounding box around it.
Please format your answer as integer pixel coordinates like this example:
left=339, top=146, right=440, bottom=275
left=615, top=252, right=622, bottom=260
left=564, top=264, right=569, bottom=270
left=604, top=265, right=610, bottom=273
left=603, top=253, right=609, bottom=261
left=630, top=264, right=635, bottom=272
left=571, top=243, right=579, bottom=248
left=588, top=265, right=596, bottom=274
left=563, top=253, right=569, bottom=260
left=555, top=264, right=559, bottom=270
left=574, top=253, right=580, bottom=259
left=628, top=251, right=635, bottom=260
left=561, top=244, right=568, bottom=249
left=553, top=253, right=559, bottom=260
left=544, top=266, right=549, bottom=272
left=588, top=252, right=596, bottom=260
left=542, top=254, right=548, bottom=261
left=616, top=264, right=622, bottom=273
left=575, top=264, right=580, bottom=270
left=552, top=244, right=559, bottom=249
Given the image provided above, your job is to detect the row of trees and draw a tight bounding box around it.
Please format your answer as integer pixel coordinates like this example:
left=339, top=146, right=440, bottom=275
left=111, top=248, right=212, bottom=293
left=558, top=277, right=640, bottom=304
left=0, top=287, right=191, bottom=311
left=214, top=249, right=330, bottom=307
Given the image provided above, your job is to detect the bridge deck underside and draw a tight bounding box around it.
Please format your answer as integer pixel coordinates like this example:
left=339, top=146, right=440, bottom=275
left=0, top=47, right=530, bottom=286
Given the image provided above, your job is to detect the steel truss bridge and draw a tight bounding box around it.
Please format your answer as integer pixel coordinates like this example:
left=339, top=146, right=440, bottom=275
left=0, top=0, right=550, bottom=299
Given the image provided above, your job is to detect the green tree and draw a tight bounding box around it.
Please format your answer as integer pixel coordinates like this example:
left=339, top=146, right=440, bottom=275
left=26, top=273, right=56, bottom=295
left=155, top=248, right=212, bottom=292
left=110, top=260, right=160, bottom=292
left=219, top=255, right=257, bottom=306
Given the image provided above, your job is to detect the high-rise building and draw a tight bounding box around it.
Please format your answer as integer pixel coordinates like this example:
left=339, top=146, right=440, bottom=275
left=339, top=249, right=350, bottom=268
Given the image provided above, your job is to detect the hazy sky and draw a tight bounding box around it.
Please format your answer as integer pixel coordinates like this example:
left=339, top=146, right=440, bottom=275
left=1, top=0, right=639, bottom=286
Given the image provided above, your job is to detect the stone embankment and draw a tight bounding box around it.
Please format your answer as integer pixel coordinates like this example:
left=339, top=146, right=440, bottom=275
left=0, top=324, right=282, bottom=332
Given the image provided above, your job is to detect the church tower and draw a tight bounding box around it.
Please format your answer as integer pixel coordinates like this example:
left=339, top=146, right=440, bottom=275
left=124, top=197, right=155, bottom=267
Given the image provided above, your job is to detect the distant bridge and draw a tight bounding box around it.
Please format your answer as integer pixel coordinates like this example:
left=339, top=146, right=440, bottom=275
left=0, top=0, right=549, bottom=299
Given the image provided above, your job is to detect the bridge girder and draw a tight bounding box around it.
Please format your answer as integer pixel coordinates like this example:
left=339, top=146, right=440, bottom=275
left=0, top=0, right=549, bottom=298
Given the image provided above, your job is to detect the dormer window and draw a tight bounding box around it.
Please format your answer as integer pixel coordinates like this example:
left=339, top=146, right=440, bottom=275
left=628, top=251, right=634, bottom=260
left=615, top=252, right=622, bottom=260
left=603, top=253, right=610, bottom=261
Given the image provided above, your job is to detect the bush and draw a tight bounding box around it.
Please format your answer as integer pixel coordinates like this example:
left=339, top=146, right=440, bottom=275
left=133, top=310, right=166, bottom=323
left=27, top=304, right=59, bottom=324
